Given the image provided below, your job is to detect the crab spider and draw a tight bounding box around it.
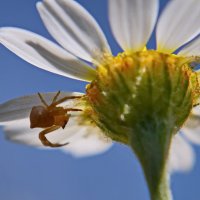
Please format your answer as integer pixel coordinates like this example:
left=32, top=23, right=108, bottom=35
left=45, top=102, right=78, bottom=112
left=29, top=91, right=82, bottom=147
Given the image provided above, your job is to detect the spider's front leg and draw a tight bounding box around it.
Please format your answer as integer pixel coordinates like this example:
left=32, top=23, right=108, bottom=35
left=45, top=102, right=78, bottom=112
left=57, top=108, right=82, bottom=129
left=39, top=125, right=69, bottom=148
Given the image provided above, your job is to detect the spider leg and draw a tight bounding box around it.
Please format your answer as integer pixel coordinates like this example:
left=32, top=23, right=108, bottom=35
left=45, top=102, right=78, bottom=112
left=52, top=91, right=61, bottom=104
left=51, top=95, right=83, bottom=107
left=59, top=109, right=82, bottom=129
left=38, top=92, right=48, bottom=107
left=61, top=117, right=69, bottom=129
left=65, top=108, right=82, bottom=112
left=39, top=125, right=69, bottom=148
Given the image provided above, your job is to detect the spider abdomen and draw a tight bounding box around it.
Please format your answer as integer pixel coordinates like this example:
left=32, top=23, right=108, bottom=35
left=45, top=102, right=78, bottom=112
left=30, top=106, right=54, bottom=128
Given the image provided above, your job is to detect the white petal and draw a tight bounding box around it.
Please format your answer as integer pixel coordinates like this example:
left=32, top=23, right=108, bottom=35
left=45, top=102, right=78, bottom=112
left=178, top=36, right=200, bottom=56
left=157, top=0, right=200, bottom=53
left=182, top=127, right=200, bottom=145
left=0, top=93, right=112, bottom=156
left=0, top=92, right=81, bottom=123
left=191, top=106, right=200, bottom=116
left=2, top=117, right=112, bottom=157
left=37, top=0, right=111, bottom=62
left=3, top=119, right=46, bottom=147
left=109, top=0, right=159, bottom=51
left=168, top=134, right=195, bottom=173
left=61, top=125, right=112, bottom=157
left=181, top=112, right=200, bottom=145
left=0, top=27, right=96, bottom=81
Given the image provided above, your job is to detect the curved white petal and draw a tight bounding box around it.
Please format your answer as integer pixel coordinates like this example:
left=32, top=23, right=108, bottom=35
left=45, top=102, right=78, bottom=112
left=182, top=126, right=200, bottom=145
left=0, top=27, right=96, bottom=81
left=178, top=36, right=200, bottom=56
left=37, top=0, right=111, bottom=63
left=156, top=0, right=200, bottom=53
left=61, top=125, right=112, bottom=157
left=109, top=0, right=159, bottom=51
left=2, top=118, right=112, bottom=157
left=0, top=93, right=112, bottom=156
left=168, top=134, right=195, bottom=173
left=191, top=106, right=200, bottom=116
left=181, top=108, right=200, bottom=145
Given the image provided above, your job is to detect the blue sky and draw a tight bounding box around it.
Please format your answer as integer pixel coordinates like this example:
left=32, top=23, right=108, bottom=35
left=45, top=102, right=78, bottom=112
left=0, top=0, right=200, bottom=199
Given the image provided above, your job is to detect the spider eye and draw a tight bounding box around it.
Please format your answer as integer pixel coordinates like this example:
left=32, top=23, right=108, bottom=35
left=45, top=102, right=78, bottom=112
left=30, top=106, right=54, bottom=128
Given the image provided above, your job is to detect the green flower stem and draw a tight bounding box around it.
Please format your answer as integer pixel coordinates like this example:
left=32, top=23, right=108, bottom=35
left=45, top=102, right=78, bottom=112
left=141, top=150, right=171, bottom=200
left=149, top=169, right=171, bottom=200
left=130, top=129, right=172, bottom=200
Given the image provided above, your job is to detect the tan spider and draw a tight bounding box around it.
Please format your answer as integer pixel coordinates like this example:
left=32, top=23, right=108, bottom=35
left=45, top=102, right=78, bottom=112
left=29, top=91, right=82, bottom=147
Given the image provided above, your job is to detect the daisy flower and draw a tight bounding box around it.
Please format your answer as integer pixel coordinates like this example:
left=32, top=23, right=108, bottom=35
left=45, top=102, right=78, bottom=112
left=1, top=0, right=200, bottom=199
